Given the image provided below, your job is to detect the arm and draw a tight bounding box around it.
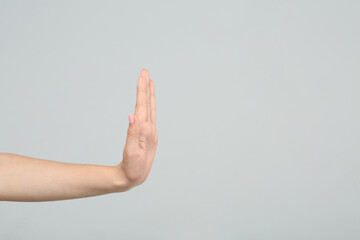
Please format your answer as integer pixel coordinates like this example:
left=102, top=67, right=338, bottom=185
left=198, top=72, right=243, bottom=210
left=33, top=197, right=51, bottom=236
left=0, top=69, right=158, bottom=202
left=0, top=153, right=130, bottom=201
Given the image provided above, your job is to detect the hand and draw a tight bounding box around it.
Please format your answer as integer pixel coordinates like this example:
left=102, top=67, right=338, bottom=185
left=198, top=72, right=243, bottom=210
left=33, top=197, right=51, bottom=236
left=0, top=69, right=157, bottom=201
left=117, top=69, right=158, bottom=188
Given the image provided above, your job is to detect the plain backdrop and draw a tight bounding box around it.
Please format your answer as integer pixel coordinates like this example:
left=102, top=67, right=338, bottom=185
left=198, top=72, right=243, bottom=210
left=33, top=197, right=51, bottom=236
left=0, top=1, right=359, bottom=239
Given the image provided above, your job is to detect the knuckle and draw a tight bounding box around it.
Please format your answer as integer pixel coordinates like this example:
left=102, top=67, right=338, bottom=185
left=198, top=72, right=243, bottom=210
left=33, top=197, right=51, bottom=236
left=136, top=102, right=146, bottom=108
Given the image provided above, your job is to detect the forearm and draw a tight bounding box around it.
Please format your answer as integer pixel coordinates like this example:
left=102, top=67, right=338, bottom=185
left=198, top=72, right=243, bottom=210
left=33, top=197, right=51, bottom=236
left=0, top=153, right=131, bottom=202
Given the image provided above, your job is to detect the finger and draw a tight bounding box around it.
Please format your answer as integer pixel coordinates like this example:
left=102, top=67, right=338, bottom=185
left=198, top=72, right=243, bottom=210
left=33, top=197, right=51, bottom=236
left=141, top=68, right=151, bottom=122
left=135, top=71, right=147, bottom=123
left=150, top=79, right=156, bottom=124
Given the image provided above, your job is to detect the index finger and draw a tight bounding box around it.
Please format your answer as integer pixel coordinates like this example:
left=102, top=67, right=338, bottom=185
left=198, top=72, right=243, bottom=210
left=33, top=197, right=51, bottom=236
left=134, top=70, right=148, bottom=123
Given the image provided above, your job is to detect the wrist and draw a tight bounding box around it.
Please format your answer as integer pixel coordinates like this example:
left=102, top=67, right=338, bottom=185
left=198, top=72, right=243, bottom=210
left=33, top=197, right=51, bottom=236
left=112, top=163, right=139, bottom=192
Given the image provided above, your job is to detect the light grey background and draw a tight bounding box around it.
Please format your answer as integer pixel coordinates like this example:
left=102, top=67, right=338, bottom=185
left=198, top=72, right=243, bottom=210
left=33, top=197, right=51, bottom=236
left=0, top=0, right=359, bottom=239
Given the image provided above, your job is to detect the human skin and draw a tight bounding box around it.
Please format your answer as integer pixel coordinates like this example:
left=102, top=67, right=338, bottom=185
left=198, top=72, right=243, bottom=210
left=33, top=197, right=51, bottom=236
left=0, top=69, right=158, bottom=202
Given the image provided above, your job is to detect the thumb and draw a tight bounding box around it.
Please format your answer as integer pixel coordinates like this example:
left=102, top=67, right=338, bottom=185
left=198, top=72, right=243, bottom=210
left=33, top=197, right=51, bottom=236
left=125, top=113, right=140, bottom=147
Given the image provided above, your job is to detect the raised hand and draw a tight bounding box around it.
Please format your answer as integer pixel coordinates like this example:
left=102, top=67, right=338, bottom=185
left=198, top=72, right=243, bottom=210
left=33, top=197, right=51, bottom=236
left=0, top=69, right=157, bottom=201
left=117, top=69, right=158, bottom=188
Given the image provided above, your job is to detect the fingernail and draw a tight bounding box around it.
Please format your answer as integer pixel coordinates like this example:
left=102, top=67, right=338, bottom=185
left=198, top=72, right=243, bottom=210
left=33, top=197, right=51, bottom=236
left=128, top=113, right=134, bottom=125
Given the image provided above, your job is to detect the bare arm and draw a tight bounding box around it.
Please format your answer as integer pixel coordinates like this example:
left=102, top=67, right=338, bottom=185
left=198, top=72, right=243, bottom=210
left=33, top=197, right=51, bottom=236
left=0, top=69, right=158, bottom=202
left=0, top=153, right=130, bottom=201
